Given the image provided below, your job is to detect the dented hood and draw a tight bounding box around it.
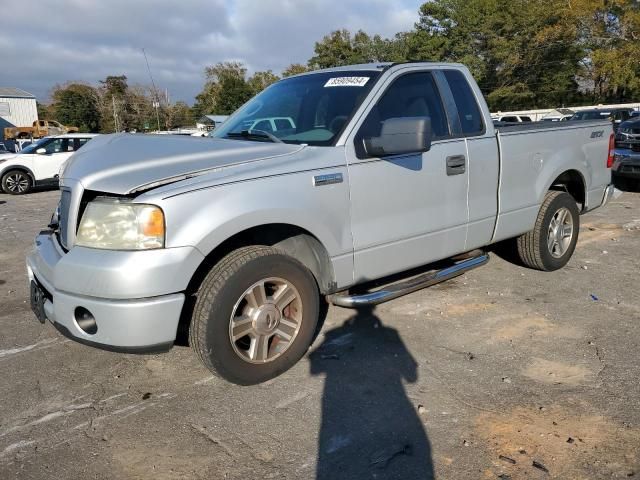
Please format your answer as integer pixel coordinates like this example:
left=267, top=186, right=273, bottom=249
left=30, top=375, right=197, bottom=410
left=62, top=133, right=303, bottom=195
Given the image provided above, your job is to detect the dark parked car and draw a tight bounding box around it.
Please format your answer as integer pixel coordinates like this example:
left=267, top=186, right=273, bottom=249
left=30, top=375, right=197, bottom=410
left=571, top=108, right=634, bottom=132
left=612, top=148, right=640, bottom=189
left=612, top=117, right=640, bottom=189
left=615, top=117, right=640, bottom=150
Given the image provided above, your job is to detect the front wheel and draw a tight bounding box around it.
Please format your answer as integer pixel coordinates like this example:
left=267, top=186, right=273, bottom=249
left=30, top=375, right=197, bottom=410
left=189, top=246, right=320, bottom=385
left=2, top=170, right=32, bottom=195
left=516, top=191, right=580, bottom=271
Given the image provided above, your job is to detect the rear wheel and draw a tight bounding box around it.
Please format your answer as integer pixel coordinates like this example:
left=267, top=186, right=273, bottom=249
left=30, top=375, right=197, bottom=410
left=516, top=191, right=580, bottom=271
left=1, top=170, right=32, bottom=195
left=190, top=246, right=320, bottom=385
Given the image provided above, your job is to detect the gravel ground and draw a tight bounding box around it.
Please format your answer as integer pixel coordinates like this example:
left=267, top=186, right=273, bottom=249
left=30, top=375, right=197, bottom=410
left=1, top=187, right=639, bottom=480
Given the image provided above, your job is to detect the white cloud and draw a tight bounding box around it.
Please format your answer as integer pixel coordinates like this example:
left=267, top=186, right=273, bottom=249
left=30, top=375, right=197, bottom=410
left=0, top=0, right=419, bottom=103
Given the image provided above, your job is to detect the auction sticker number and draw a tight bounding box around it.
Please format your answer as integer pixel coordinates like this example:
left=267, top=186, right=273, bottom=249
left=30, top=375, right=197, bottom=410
left=324, top=77, right=370, bottom=87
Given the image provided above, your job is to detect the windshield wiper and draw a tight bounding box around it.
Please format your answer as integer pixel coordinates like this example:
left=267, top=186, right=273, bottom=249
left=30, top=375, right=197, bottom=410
left=225, top=129, right=283, bottom=143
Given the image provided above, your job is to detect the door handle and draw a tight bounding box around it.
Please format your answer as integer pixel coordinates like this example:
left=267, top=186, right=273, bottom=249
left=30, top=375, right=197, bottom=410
left=446, top=155, right=466, bottom=175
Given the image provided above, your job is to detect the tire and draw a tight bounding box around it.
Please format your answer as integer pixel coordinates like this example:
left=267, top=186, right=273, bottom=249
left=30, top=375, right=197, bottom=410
left=1, top=170, right=32, bottom=195
left=516, top=191, right=580, bottom=271
left=190, top=246, right=320, bottom=385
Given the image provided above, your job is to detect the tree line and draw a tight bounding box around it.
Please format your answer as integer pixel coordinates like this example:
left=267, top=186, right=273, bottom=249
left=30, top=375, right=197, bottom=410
left=42, top=0, right=640, bottom=132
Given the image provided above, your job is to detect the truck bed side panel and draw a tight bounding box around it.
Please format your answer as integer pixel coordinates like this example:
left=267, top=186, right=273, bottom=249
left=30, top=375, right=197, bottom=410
left=493, top=121, right=611, bottom=243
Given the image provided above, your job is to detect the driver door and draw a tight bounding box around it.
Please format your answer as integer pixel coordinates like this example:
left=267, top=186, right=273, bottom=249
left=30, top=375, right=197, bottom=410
left=345, top=69, right=470, bottom=282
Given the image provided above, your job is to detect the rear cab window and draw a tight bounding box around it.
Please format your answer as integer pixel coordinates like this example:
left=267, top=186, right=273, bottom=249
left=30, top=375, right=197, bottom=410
left=443, top=70, right=485, bottom=136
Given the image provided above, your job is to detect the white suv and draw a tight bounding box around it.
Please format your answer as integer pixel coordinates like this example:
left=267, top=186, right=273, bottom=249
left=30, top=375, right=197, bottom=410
left=0, top=133, right=98, bottom=194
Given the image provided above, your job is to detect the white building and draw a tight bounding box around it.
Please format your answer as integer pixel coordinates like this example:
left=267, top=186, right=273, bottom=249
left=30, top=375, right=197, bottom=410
left=0, top=87, right=38, bottom=141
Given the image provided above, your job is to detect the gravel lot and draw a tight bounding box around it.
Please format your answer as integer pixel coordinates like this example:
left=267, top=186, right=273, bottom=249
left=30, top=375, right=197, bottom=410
left=1, top=187, right=639, bottom=479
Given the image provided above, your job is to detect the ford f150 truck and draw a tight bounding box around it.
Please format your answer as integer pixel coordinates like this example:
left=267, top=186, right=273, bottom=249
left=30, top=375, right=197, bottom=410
left=27, top=62, right=616, bottom=385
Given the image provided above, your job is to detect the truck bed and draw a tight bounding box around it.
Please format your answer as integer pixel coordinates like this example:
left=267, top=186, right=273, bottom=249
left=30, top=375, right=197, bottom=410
left=492, top=120, right=612, bottom=243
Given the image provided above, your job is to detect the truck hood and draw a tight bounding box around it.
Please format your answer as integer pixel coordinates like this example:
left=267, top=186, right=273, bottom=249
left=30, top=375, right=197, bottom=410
left=62, top=133, right=304, bottom=195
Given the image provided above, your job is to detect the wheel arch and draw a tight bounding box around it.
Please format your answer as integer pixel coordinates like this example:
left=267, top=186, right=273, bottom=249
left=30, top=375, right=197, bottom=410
left=1, top=165, right=35, bottom=184
left=190, top=223, right=335, bottom=294
left=176, top=223, right=336, bottom=345
left=546, top=169, right=587, bottom=211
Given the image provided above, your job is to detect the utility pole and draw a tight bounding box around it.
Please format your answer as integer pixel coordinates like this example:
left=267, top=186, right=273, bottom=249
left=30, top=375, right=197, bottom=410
left=142, top=48, right=162, bottom=132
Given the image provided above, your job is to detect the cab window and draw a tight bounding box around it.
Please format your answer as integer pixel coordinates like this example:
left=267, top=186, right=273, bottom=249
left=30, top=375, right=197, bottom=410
left=355, top=71, right=450, bottom=158
left=443, top=70, right=485, bottom=135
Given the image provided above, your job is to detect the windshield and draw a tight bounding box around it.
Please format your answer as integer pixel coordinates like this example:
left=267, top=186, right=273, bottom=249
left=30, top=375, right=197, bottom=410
left=213, top=71, right=381, bottom=146
left=19, top=137, right=51, bottom=154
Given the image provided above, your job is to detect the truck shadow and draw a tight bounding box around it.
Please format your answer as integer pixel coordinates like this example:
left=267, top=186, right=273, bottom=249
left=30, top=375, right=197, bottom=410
left=309, top=305, right=434, bottom=479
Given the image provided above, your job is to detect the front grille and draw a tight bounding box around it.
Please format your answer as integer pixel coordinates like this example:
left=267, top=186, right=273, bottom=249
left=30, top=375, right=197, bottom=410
left=58, top=189, right=72, bottom=249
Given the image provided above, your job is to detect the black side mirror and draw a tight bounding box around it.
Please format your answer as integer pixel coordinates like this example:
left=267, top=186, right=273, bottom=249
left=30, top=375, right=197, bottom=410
left=364, top=117, right=432, bottom=157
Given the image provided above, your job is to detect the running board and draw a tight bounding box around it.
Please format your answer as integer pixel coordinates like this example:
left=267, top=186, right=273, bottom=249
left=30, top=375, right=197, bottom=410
left=329, top=254, right=489, bottom=308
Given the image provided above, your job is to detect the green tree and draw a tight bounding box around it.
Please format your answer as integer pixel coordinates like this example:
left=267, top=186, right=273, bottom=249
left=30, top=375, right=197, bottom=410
left=247, top=70, right=280, bottom=95
left=100, top=75, right=128, bottom=97
left=96, top=75, right=160, bottom=132
left=281, top=63, right=310, bottom=77
left=193, top=62, right=253, bottom=116
left=559, top=0, right=640, bottom=103
left=167, top=101, right=193, bottom=128
left=50, top=83, right=101, bottom=132
left=308, top=29, right=408, bottom=69
left=97, top=75, right=130, bottom=132
left=126, top=85, right=157, bottom=132
left=36, top=102, right=52, bottom=121
left=407, top=0, right=584, bottom=110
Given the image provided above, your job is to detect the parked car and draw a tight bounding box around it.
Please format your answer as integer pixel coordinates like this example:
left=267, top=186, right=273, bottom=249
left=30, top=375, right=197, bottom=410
left=614, top=117, right=640, bottom=150
left=571, top=108, right=634, bottom=132
left=241, top=117, right=296, bottom=133
left=611, top=148, right=640, bottom=189
left=612, top=116, right=640, bottom=188
left=28, top=62, right=614, bottom=385
left=541, top=108, right=575, bottom=122
left=492, top=114, right=533, bottom=123
left=0, top=133, right=98, bottom=194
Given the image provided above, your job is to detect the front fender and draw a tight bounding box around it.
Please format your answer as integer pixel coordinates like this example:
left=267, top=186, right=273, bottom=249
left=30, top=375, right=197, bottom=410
left=156, top=168, right=354, bottom=286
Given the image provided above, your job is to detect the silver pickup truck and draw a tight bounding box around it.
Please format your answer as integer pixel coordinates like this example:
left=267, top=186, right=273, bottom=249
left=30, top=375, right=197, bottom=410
left=27, top=62, right=616, bottom=384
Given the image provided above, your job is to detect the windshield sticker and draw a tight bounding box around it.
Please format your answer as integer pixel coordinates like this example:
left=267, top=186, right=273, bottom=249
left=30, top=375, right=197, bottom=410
left=324, top=77, right=370, bottom=87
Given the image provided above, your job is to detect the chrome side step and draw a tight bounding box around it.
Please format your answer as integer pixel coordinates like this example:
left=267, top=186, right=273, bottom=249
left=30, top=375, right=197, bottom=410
left=329, top=254, right=489, bottom=308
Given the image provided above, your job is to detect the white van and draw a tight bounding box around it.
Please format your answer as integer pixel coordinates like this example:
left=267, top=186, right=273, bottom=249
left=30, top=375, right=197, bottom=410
left=0, top=133, right=98, bottom=194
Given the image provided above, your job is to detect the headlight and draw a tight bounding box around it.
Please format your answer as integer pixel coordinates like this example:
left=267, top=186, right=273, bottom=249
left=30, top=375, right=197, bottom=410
left=619, top=128, right=630, bottom=134
left=76, top=198, right=165, bottom=250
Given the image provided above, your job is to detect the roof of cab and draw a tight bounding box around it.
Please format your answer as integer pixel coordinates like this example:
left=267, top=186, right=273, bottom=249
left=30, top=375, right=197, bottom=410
left=294, top=61, right=467, bottom=78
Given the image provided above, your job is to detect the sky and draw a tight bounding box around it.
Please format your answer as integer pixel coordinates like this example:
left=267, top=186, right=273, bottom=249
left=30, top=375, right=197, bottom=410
left=0, top=0, right=419, bottom=104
